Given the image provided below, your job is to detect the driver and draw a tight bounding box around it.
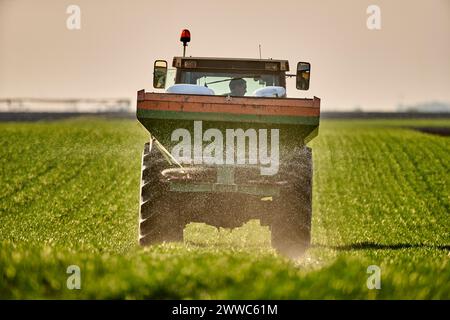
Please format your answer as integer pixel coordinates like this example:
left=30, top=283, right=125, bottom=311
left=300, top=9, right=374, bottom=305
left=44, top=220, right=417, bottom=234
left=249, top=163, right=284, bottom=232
left=229, top=78, right=247, bottom=96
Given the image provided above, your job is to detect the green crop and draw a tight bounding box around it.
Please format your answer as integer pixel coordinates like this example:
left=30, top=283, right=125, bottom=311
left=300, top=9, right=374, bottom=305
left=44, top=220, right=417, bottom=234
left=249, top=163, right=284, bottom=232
left=0, top=117, right=449, bottom=299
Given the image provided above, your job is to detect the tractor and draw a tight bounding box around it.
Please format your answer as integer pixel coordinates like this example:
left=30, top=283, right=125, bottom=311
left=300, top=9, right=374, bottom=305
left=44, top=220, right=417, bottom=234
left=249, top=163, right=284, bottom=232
left=136, top=30, right=320, bottom=258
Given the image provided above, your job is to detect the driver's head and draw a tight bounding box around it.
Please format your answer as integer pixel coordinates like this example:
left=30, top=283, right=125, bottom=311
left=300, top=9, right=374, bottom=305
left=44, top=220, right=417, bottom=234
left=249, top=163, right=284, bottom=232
left=229, top=78, right=247, bottom=96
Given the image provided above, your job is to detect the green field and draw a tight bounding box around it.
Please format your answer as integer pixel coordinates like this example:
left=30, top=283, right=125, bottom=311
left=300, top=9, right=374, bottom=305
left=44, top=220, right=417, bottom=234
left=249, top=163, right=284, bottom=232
left=0, top=117, right=449, bottom=299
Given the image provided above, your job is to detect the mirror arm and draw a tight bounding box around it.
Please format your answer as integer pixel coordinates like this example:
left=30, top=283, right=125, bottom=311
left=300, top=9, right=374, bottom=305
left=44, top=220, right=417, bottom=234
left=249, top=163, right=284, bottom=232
left=285, top=74, right=296, bottom=77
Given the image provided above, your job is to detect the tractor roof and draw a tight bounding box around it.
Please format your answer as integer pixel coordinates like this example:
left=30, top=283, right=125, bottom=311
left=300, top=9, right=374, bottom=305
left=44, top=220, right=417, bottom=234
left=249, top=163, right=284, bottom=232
left=172, top=56, right=289, bottom=72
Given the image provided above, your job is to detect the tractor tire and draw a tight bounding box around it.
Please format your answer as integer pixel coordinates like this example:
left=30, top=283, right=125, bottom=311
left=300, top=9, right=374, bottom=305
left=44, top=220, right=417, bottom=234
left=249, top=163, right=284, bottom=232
left=270, top=146, right=312, bottom=259
left=139, top=140, right=185, bottom=246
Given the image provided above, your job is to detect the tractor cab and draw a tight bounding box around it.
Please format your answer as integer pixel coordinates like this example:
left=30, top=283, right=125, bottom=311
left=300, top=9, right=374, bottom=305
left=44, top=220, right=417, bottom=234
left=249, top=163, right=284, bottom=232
left=154, top=57, right=311, bottom=98
left=152, top=30, right=311, bottom=98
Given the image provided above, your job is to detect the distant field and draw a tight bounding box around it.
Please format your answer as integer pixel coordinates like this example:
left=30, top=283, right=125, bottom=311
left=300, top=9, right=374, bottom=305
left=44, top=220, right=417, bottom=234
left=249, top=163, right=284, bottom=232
left=0, top=118, right=449, bottom=299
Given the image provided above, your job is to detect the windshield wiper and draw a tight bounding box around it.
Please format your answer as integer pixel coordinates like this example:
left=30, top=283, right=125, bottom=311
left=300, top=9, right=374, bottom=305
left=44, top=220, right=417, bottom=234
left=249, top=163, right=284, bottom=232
left=204, top=76, right=261, bottom=86
left=204, top=77, right=243, bottom=86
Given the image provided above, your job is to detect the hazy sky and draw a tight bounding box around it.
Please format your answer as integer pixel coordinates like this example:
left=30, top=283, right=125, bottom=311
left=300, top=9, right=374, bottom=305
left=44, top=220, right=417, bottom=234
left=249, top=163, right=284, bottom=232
left=0, top=0, right=449, bottom=111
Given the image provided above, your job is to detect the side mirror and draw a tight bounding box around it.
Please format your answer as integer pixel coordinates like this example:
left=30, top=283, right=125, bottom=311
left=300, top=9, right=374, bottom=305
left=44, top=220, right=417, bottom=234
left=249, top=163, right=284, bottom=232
left=153, top=60, right=168, bottom=89
left=296, top=62, right=311, bottom=90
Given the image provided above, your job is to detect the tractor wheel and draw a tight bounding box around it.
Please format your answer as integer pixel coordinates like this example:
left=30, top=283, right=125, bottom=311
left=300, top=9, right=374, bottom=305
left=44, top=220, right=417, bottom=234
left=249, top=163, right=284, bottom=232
left=270, top=146, right=312, bottom=259
left=139, top=140, right=185, bottom=246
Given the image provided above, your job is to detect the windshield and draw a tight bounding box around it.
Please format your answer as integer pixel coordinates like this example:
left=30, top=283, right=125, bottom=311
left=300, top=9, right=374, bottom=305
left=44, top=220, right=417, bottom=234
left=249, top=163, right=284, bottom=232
left=179, top=71, right=282, bottom=96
